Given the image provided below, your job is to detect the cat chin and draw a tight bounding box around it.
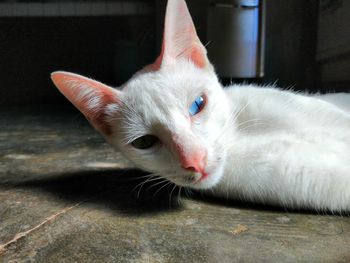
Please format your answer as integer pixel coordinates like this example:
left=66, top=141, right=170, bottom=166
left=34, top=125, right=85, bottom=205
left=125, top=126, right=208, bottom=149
left=188, top=165, right=225, bottom=190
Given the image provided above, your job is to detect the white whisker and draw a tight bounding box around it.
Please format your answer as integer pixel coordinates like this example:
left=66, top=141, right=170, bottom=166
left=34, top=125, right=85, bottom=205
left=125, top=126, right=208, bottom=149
left=146, top=179, right=169, bottom=191
left=238, top=122, right=269, bottom=133
left=235, top=118, right=267, bottom=129
left=132, top=175, right=160, bottom=198
left=177, top=186, right=183, bottom=205
left=153, top=181, right=172, bottom=198
left=169, top=184, right=177, bottom=204
left=214, top=102, right=250, bottom=144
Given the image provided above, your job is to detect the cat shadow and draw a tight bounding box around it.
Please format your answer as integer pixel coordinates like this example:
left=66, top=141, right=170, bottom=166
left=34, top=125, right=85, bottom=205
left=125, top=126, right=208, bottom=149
left=9, top=169, right=344, bottom=216
left=11, top=169, right=184, bottom=216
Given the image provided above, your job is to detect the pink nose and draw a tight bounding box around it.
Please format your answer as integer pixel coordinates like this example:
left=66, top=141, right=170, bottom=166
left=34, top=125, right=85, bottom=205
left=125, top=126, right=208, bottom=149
left=181, top=150, right=207, bottom=175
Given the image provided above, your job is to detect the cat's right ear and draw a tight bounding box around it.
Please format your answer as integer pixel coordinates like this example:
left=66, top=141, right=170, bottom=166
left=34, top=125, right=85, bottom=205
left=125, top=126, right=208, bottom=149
left=51, top=71, right=121, bottom=137
left=151, top=0, right=210, bottom=70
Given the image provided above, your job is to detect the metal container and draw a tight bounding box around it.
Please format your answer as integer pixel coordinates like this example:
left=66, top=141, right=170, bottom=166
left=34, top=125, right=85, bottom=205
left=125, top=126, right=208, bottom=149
left=207, top=0, right=265, bottom=78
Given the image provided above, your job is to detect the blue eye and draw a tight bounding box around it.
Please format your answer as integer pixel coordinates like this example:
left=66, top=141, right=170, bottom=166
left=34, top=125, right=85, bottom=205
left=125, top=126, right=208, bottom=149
left=189, top=95, right=205, bottom=116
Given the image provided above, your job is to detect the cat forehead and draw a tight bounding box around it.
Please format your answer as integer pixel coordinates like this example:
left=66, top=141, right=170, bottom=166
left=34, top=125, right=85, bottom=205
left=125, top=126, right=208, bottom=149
left=119, top=74, right=193, bottom=125
left=123, top=61, right=215, bottom=99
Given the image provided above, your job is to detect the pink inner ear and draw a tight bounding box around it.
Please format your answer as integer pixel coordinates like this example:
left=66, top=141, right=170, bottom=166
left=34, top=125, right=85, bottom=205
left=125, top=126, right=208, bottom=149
left=190, top=46, right=206, bottom=69
left=150, top=0, right=208, bottom=70
left=51, top=72, right=120, bottom=136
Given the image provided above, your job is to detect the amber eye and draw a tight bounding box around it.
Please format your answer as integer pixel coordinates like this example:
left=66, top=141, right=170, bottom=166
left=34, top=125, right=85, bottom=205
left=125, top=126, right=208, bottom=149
left=131, top=135, right=159, bottom=150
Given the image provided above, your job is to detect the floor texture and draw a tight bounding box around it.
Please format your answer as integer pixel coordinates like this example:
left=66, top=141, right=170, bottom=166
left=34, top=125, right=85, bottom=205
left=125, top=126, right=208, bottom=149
left=1, top=107, right=350, bottom=263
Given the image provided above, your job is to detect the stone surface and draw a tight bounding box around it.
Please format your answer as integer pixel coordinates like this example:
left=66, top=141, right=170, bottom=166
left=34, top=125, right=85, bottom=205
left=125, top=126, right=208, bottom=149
left=1, top=107, right=350, bottom=263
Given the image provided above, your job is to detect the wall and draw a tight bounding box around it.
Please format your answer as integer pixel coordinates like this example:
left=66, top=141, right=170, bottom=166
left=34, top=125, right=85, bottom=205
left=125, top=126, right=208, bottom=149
left=316, top=0, right=350, bottom=92
left=264, top=0, right=318, bottom=91
left=0, top=14, right=155, bottom=106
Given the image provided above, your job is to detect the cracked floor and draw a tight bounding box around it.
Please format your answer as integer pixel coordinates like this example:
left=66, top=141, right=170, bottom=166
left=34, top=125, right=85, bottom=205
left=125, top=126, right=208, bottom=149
left=1, top=107, right=350, bottom=262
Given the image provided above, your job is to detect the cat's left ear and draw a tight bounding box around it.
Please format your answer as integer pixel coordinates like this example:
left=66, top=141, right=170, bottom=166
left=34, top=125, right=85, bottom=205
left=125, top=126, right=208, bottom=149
left=51, top=71, right=121, bottom=137
left=151, top=0, right=210, bottom=70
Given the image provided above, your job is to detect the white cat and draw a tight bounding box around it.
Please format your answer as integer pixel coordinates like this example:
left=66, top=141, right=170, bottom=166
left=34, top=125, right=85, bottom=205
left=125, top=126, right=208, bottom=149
left=51, top=0, right=350, bottom=211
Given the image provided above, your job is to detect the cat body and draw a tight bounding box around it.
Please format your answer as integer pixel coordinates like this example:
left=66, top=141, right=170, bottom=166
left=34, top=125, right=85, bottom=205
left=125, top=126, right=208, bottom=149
left=51, top=0, right=350, bottom=211
left=213, top=86, right=350, bottom=210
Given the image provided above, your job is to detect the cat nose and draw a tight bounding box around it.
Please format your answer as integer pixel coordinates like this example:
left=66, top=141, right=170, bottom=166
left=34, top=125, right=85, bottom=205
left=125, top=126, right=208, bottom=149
left=181, top=150, right=207, bottom=175
left=168, top=133, right=207, bottom=176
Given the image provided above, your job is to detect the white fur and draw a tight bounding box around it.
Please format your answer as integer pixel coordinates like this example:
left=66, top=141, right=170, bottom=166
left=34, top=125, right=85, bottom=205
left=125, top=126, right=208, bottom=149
left=64, top=79, right=102, bottom=111
left=104, top=59, right=350, bottom=211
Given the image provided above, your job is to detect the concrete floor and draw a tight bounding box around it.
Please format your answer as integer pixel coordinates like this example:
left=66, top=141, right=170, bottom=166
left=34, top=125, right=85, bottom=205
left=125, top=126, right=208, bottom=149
left=1, top=107, right=350, bottom=263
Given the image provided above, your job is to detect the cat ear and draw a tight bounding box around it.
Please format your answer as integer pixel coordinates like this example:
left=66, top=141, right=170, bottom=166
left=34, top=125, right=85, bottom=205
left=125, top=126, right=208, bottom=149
left=51, top=71, right=121, bottom=136
left=151, top=0, right=209, bottom=70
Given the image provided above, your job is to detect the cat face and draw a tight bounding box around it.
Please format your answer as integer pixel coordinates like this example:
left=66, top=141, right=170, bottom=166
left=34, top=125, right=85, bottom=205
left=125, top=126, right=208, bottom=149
left=109, top=60, right=230, bottom=189
left=51, top=0, right=231, bottom=189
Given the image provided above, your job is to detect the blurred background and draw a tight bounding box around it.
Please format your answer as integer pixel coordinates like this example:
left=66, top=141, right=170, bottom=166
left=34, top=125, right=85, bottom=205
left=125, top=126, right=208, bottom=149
left=0, top=0, right=349, bottom=108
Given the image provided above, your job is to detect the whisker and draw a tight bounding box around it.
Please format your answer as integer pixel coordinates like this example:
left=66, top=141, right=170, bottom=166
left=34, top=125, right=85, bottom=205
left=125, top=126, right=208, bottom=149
left=236, top=119, right=269, bottom=131
left=131, top=176, right=154, bottom=192
left=236, top=118, right=267, bottom=129
left=238, top=122, right=269, bottom=133
left=177, top=186, right=183, bottom=205
left=128, top=173, right=155, bottom=181
left=169, top=184, right=178, bottom=204
left=204, top=41, right=212, bottom=47
left=184, top=188, right=193, bottom=198
left=217, top=108, right=240, bottom=137
left=146, top=179, right=169, bottom=191
left=132, top=175, right=158, bottom=198
left=143, top=176, right=165, bottom=185
left=153, top=181, right=172, bottom=198
left=231, top=102, right=250, bottom=123
left=214, top=102, right=250, bottom=143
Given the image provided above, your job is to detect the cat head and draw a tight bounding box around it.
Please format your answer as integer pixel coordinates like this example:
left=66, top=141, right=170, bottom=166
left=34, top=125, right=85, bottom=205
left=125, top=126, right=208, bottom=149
left=51, top=0, right=231, bottom=189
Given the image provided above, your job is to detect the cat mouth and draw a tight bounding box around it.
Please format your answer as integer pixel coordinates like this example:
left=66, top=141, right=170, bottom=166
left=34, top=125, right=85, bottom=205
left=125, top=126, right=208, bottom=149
left=190, top=161, right=225, bottom=189
left=193, top=171, right=210, bottom=184
left=199, top=171, right=209, bottom=181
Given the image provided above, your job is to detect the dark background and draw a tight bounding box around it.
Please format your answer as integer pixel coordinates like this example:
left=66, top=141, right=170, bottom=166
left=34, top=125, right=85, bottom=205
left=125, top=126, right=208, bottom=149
left=0, top=0, right=349, bottom=107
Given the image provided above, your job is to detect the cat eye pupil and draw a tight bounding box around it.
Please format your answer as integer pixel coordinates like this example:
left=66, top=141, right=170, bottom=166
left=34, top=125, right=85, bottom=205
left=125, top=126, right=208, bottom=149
left=189, top=95, right=205, bottom=116
left=131, top=135, right=159, bottom=150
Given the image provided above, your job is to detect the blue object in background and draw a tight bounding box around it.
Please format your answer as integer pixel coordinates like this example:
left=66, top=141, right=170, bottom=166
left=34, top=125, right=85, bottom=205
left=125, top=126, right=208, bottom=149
left=207, top=0, right=264, bottom=78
